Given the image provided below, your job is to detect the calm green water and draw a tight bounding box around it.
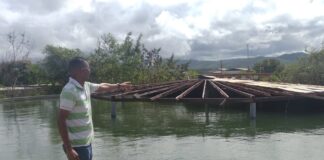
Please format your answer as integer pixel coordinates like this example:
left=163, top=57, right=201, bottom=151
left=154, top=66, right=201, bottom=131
left=1, top=99, right=324, bottom=160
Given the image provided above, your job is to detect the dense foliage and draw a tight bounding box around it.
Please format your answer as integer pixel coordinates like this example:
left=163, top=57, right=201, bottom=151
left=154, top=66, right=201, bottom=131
left=42, top=45, right=83, bottom=86
left=0, top=61, right=31, bottom=86
left=7, top=32, right=324, bottom=90
left=253, top=58, right=284, bottom=74
left=88, top=33, right=194, bottom=84
left=278, top=49, right=324, bottom=85
left=251, top=49, right=324, bottom=84
left=0, top=33, right=197, bottom=88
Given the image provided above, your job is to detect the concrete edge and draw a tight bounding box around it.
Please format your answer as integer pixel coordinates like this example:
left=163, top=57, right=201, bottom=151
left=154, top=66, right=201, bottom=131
left=0, top=94, right=59, bottom=103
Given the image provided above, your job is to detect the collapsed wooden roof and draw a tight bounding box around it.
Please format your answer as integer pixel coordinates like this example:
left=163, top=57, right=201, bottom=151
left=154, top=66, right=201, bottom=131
left=91, top=78, right=324, bottom=105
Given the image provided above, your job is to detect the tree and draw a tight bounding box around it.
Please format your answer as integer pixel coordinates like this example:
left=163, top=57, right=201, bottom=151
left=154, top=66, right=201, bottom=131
left=0, top=31, right=32, bottom=93
left=278, top=49, right=324, bottom=85
left=88, top=33, right=192, bottom=84
left=0, top=61, right=31, bottom=86
left=253, top=58, right=284, bottom=73
left=0, top=31, right=194, bottom=94
left=26, top=63, right=48, bottom=85
left=3, top=31, right=31, bottom=62
left=42, top=45, right=83, bottom=86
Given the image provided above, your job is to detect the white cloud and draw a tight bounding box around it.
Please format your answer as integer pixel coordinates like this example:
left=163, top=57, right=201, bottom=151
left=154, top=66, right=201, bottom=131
left=0, top=0, right=324, bottom=61
left=155, top=11, right=198, bottom=39
left=64, top=0, right=95, bottom=13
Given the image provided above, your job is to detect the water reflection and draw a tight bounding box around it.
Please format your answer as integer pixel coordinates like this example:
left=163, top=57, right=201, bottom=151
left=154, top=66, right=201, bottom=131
left=0, top=99, right=63, bottom=160
left=2, top=99, right=324, bottom=160
left=91, top=100, right=324, bottom=138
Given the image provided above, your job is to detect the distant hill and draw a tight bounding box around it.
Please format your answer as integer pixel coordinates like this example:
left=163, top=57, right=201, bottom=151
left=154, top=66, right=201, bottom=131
left=179, top=52, right=307, bottom=71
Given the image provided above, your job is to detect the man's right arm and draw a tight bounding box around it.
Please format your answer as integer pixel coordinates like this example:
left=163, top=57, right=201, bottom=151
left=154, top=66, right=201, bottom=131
left=95, top=82, right=133, bottom=93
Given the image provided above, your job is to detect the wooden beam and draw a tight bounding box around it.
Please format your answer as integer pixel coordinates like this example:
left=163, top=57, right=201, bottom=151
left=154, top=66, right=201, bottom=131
left=295, top=93, right=324, bottom=101
left=133, top=79, right=191, bottom=89
left=154, top=97, right=239, bottom=103
left=96, top=82, right=160, bottom=96
left=202, top=80, right=207, bottom=99
left=208, top=80, right=229, bottom=98
left=222, top=82, right=271, bottom=96
left=112, top=81, right=185, bottom=97
left=134, top=85, right=178, bottom=98
left=240, top=84, right=294, bottom=96
left=112, top=86, right=167, bottom=97
left=175, top=80, right=203, bottom=100
left=255, top=96, right=297, bottom=102
left=214, top=81, right=255, bottom=98
left=150, top=81, right=196, bottom=101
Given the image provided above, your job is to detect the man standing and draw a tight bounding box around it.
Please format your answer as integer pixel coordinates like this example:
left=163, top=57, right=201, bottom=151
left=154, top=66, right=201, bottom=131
left=58, top=57, right=131, bottom=160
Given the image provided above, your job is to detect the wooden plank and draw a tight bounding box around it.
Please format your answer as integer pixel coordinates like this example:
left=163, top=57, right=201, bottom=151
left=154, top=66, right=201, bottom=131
left=123, top=97, right=252, bottom=103
left=225, top=98, right=253, bottom=103
left=112, top=85, right=168, bottom=97
left=208, top=80, right=229, bottom=98
left=295, top=93, right=324, bottom=101
left=133, top=79, right=191, bottom=89
left=239, top=84, right=294, bottom=96
left=214, top=81, right=255, bottom=98
left=202, top=80, right=207, bottom=99
left=222, top=82, right=271, bottom=96
left=175, top=80, right=203, bottom=100
left=134, top=84, right=178, bottom=98
left=150, top=81, right=196, bottom=101
left=213, top=77, right=324, bottom=94
left=94, top=95, right=259, bottom=104
left=112, top=81, right=185, bottom=97
left=255, top=96, right=297, bottom=102
left=178, top=97, right=253, bottom=103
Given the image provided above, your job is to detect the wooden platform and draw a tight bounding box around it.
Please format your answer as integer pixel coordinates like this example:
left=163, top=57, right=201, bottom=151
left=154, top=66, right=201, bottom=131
left=91, top=78, right=324, bottom=105
left=214, top=78, right=324, bottom=101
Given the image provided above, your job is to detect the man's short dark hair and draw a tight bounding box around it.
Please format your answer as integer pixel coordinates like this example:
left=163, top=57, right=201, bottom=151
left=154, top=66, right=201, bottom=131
left=68, top=57, right=87, bottom=73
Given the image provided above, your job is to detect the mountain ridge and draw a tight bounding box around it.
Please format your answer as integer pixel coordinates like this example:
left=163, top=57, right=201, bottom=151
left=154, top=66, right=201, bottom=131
left=179, top=52, right=307, bottom=70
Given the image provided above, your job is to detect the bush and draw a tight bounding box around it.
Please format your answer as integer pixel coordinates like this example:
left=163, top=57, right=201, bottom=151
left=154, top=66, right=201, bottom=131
left=278, top=49, right=324, bottom=85
left=88, top=33, right=191, bottom=84
left=42, top=45, right=83, bottom=86
left=0, top=60, right=32, bottom=86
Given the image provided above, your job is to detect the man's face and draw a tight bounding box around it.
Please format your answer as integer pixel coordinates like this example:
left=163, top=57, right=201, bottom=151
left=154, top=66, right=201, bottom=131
left=79, top=61, right=90, bottom=80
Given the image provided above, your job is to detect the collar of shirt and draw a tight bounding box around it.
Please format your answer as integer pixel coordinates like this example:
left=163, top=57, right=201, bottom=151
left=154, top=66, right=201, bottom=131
left=69, top=77, right=84, bottom=90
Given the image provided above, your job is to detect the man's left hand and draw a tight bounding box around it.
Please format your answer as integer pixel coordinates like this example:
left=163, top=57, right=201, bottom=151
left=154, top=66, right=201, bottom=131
left=119, top=82, right=133, bottom=91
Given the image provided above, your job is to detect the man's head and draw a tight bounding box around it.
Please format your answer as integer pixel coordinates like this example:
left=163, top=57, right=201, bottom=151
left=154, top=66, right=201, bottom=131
left=68, top=57, right=90, bottom=81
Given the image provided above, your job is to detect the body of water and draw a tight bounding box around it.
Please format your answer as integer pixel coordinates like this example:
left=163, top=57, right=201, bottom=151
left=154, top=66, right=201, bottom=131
left=1, top=99, right=324, bottom=160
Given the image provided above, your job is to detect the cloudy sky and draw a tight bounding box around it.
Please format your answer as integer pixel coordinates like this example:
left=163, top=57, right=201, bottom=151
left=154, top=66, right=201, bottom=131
left=1, top=0, right=324, bottom=60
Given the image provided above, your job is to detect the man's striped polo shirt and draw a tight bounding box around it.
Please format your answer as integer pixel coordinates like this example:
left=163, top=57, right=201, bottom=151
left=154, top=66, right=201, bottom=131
left=60, top=77, right=99, bottom=147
